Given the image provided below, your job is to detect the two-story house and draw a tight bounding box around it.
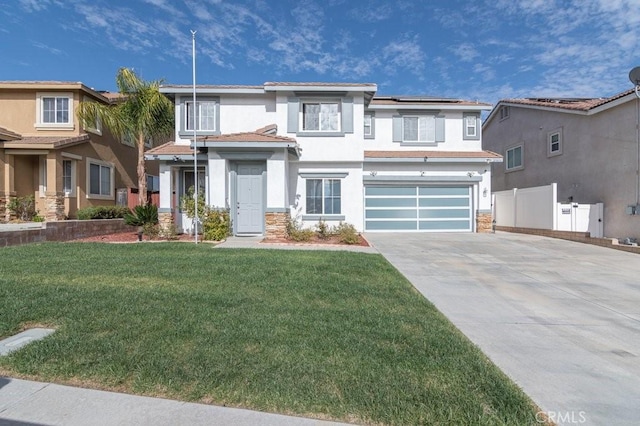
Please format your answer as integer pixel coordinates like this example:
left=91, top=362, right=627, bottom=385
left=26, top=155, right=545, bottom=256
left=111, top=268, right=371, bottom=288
left=483, top=89, right=640, bottom=240
left=146, top=82, right=497, bottom=237
left=0, top=81, right=161, bottom=221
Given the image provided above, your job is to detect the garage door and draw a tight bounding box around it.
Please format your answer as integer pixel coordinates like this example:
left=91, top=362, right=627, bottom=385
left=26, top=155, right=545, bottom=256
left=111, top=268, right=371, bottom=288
left=365, top=186, right=472, bottom=231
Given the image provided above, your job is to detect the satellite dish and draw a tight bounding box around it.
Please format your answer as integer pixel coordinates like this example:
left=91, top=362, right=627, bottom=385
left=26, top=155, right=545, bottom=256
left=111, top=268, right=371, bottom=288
left=629, top=67, right=640, bottom=86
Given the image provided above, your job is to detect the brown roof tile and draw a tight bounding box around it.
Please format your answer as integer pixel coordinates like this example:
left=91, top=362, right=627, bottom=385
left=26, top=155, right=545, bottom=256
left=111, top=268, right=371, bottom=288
left=365, top=150, right=502, bottom=159
left=371, top=97, right=491, bottom=107
left=502, top=88, right=636, bottom=112
left=145, top=141, right=197, bottom=156
left=201, top=132, right=296, bottom=143
left=0, top=126, right=21, bottom=141
left=2, top=134, right=90, bottom=148
left=264, top=82, right=376, bottom=87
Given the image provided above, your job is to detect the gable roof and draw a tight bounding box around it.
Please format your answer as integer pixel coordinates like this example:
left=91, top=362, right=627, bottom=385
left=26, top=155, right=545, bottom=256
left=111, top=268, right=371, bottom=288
left=369, top=96, right=491, bottom=111
left=0, top=126, right=21, bottom=141
left=485, top=88, right=637, bottom=126
left=200, top=131, right=295, bottom=143
left=0, top=81, right=111, bottom=103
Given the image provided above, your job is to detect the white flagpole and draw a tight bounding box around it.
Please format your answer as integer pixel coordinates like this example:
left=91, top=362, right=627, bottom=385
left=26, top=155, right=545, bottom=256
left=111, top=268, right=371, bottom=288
left=191, top=30, right=198, bottom=244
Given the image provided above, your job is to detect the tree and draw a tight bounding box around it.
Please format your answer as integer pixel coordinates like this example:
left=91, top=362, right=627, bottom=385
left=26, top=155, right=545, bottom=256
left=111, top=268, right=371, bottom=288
left=77, top=68, right=174, bottom=205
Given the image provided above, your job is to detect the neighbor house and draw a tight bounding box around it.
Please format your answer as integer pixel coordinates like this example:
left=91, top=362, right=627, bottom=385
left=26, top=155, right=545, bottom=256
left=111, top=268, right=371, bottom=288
left=0, top=81, right=161, bottom=221
left=146, top=82, right=497, bottom=237
left=483, top=89, right=640, bottom=239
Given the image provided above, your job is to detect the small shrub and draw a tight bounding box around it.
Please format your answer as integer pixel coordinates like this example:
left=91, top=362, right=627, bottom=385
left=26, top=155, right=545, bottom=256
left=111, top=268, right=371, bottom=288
left=315, top=219, right=332, bottom=240
left=124, top=204, right=159, bottom=227
left=159, top=223, right=179, bottom=240
left=286, top=218, right=315, bottom=242
left=142, top=222, right=160, bottom=240
left=7, top=195, right=38, bottom=221
left=77, top=206, right=130, bottom=220
left=336, top=222, right=360, bottom=245
left=180, top=186, right=206, bottom=219
left=32, top=215, right=45, bottom=223
left=202, top=208, right=231, bottom=241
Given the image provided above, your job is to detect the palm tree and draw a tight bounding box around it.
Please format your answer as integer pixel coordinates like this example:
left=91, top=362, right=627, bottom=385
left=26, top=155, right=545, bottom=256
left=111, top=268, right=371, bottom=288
left=77, top=68, right=174, bottom=205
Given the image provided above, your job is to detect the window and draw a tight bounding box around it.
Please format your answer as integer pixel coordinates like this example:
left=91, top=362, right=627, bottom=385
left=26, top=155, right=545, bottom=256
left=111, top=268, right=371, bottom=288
left=36, top=92, right=74, bottom=128
left=87, top=159, right=113, bottom=198
left=500, top=106, right=510, bottom=120
left=364, top=113, right=374, bottom=138
left=302, top=102, right=340, bottom=131
left=463, top=114, right=479, bottom=139
left=82, top=97, right=102, bottom=135
left=183, top=169, right=206, bottom=197
left=186, top=101, right=217, bottom=131
left=146, top=175, right=159, bottom=192
left=122, top=133, right=152, bottom=148
left=62, top=160, right=76, bottom=196
left=548, top=129, right=562, bottom=156
left=403, top=116, right=435, bottom=142
left=306, top=179, right=341, bottom=215
left=506, top=145, right=523, bottom=171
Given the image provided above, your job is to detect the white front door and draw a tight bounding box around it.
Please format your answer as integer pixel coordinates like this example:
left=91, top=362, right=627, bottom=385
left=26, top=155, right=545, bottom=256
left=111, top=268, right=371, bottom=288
left=236, top=164, right=264, bottom=234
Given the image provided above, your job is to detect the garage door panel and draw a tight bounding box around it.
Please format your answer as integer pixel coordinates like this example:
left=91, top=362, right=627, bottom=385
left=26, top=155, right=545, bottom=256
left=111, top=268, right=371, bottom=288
left=366, top=209, right=417, bottom=219
left=365, top=185, right=472, bottom=232
left=419, top=209, right=470, bottom=219
left=419, top=220, right=470, bottom=230
left=366, top=220, right=418, bottom=230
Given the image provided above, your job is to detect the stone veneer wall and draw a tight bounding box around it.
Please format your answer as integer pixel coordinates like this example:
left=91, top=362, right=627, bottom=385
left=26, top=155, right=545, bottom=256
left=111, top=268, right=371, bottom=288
left=476, top=212, right=492, bottom=233
left=264, top=212, right=290, bottom=239
left=0, top=219, right=130, bottom=247
left=158, top=212, right=173, bottom=232
left=45, top=193, right=65, bottom=221
left=0, top=196, right=7, bottom=222
left=495, top=226, right=640, bottom=255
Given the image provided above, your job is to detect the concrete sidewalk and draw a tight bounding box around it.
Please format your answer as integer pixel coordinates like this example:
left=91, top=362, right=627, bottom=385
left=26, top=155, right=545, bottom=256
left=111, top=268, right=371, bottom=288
left=0, top=377, right=349, bottom=426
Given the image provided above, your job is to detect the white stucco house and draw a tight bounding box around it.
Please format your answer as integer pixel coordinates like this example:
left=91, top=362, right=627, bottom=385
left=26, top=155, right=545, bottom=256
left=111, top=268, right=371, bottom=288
left=483, top=89, right=640, bottom=240
left=145, top=82, right=498, bottom=238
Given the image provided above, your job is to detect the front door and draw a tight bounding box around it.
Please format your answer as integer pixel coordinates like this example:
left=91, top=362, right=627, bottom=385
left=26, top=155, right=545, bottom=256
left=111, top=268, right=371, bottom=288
left=236, top=163, right=264, bottom=234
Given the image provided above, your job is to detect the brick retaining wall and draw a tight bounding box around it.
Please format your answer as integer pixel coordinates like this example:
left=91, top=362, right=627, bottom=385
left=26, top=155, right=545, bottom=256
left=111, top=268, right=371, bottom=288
left=495, top=226, right=640, bottom=254
left=0, top=219, right=130, bottom=247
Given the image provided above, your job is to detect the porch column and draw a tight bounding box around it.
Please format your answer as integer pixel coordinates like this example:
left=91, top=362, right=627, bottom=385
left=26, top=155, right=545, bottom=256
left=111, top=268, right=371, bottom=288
left=158, top=162, right=174, bottom=231
left=0, top=151, right=7, bottom=221
left=264, top=151, right=290, bottom=239
left=208, top=157, right=226, bottom=207
left=45, top=151, right=64, bottom=221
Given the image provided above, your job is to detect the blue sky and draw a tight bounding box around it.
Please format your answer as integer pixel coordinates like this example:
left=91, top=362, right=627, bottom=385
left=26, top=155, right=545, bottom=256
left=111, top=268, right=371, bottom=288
left=2, top=0, right=640, bottom=105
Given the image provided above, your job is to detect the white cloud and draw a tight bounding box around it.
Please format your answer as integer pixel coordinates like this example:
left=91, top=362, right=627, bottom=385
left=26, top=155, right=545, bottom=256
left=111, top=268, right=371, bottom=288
left=31, top=41, right=64, bottom=56
left=450, top=43, right=480, bottom=62
left=380, top=36, right=426, bottom=76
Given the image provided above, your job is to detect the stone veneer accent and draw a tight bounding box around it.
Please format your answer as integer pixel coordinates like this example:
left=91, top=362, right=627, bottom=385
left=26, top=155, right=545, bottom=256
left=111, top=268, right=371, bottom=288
left=476, top=212, right=492, bottom=233
left=158, top=211, right=174, bottom=232
left=0, top=196, right=8, bottom=222
left=45, top=193, right=65, bottom=221
left=264, top=212, right=290, bottom=239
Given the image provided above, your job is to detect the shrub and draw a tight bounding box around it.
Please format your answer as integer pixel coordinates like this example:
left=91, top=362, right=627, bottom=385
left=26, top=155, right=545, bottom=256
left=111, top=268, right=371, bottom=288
left=180, top=186, right=206, bottom=219
left=7, top=195, right=38, bottom=221
left=286, top=218, right=315, bottom=242
left=77, top=206, right=130, bottom=220
left=202, top=208, right=231, bottom=241
left=336, top=222, right=360, bottom=245
left=142, top=222, right=160, bottom=240
left=124, top=204, right=158, bottom=227
left=159, top=223, right=179, bottom=240
left=315, top=219, right=332, bottom=240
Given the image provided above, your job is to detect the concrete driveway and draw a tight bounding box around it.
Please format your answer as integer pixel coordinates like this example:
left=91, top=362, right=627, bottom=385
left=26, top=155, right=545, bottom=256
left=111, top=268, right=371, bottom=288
left=365, top=232, right=640, bottom=426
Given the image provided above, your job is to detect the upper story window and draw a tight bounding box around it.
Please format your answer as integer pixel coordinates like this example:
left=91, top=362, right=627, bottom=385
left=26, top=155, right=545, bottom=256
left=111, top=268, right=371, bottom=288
left=82, top=97, right=102, bottom=135
left=179, top=96, right=220, bottom=137
left=364, top=113, right=375, bottom=139
left=506, top=145, right=523, bottom=171
left=302, top=102, right=340, bottom=132
left=463, top=113, right=480, bottom=140
left=392, top=113, right=445, bottom=144
left=36, top=92, right=74, bottom=129
left=121, top=132, right=152, bottom=148
left=287, top=96, right=353, bottom=136
left=499, top=106, right=510, bottom=120
left=186, top=100, right=217, bottom=131
left=548, top=128, right=562, bottom=157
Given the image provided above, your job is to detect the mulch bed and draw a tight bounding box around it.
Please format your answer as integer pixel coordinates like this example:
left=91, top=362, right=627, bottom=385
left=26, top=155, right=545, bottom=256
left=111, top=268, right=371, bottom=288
left=261, top=234, right=370, bottom=247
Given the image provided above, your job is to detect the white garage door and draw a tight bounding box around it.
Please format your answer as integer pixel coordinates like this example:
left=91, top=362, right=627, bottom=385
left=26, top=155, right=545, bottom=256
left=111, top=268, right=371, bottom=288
left=364, top=186, right=472, bottom=231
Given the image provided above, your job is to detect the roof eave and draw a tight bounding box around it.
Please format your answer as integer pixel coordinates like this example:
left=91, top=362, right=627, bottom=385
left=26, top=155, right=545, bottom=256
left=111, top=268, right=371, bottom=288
left=370, top=104, right=491, bottom=111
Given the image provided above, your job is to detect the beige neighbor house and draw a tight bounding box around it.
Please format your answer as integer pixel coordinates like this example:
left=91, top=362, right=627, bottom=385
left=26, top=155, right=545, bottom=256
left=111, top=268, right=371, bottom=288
left=0, top=81, right=161, bottom=221
left=483, top=88, right=640, bottom=240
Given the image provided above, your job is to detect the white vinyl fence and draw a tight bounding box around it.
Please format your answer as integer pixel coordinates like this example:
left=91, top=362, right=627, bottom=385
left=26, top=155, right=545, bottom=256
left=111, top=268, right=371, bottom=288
left=493, top=183, right=604, bottom=238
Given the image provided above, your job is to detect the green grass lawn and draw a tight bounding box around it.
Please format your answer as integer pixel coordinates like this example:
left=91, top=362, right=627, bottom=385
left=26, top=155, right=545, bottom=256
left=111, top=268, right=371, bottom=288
left=0, top=243, right=539, bottom=425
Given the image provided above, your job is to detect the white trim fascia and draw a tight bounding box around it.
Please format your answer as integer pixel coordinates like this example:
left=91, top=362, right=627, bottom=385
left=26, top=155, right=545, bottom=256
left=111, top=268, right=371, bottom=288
left=265, top=84, right=377, bottom=92
left=588, top=93, right=636, bottom=115
left=364, top=157, right=503, bottom=163
left=370, top=104, right=490, bottom=111
left=363, top=175, right=483, bottom=183
left=160, top=87, right=265, bottom=95
left=196, top=141, right=298, bottom=149
left=145, top=154, right=208, bottom=161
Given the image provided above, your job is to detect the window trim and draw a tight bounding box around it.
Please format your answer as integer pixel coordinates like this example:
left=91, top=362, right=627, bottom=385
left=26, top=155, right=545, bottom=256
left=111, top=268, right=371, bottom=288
left=547, top=128, right=563, bottom=157
left=178, top=96, right=220, bottom=138
left=303, top=178, right=342, bottom=217
left=402, top=115, right=436, bottom=143
left=463, top=113, right=480, bottom=140
left=82, top=97, right=102, bottom=135
left=288, top=96, right=353, bottom=137
left=499, top=106, right=510, bottom=121
left=364, top=112, right=375, bottom=139
left=35, top=92, right=74, bottom=130
left=86, top=157, right=114, bottom=200
left=300, top=100, right=341, bottom=133
left=505, top=144, right=523, bottom=172
left=62, top=159, right=77, bottom=197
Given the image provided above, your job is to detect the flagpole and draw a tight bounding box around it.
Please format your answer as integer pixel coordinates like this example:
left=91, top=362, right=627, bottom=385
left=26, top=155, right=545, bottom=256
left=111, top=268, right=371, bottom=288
left=191, top=30, right=198, bottom=244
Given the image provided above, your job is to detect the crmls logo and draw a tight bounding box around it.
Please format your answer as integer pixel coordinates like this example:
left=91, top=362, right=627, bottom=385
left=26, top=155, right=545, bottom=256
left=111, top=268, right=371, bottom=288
left=536, top=410, right=587, bottom=424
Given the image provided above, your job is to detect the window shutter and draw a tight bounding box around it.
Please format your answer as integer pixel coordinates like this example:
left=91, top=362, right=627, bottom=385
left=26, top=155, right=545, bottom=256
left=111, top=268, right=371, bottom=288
left=392, top=116, right=403, bottom=142
left=341, top=97, right=353, bottom=133
left=287, top=97, right=299, bottom=133
left=435, top=116, right=445, bottom=142
left=476, top=116, right=481, bottom=138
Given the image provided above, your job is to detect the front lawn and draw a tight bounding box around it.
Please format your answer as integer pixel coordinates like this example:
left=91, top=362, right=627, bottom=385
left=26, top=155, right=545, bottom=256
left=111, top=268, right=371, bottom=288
left=0, top=243, right=539, bottom=425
